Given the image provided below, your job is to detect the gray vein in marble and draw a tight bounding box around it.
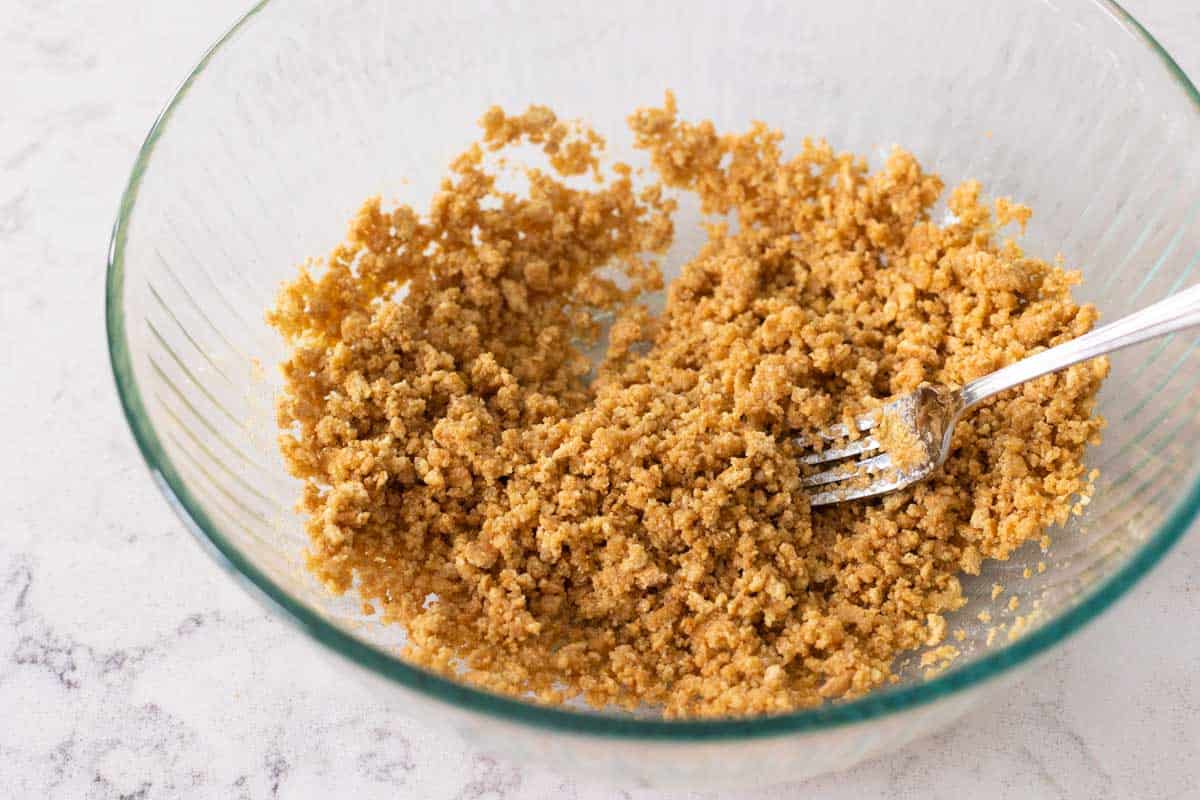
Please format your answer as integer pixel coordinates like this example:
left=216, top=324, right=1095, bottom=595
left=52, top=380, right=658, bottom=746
left=453, top=755, right=523, bottom=800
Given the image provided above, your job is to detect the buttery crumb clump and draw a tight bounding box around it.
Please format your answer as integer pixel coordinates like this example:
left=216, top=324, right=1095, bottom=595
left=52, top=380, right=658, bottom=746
left=875, top=409, right=926, bottom=473
left=269, top=93, right=1106, bottom=718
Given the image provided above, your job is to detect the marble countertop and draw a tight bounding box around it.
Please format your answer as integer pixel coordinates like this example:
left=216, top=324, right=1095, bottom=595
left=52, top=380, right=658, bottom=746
left=3, top=1, right=1198, bottom=797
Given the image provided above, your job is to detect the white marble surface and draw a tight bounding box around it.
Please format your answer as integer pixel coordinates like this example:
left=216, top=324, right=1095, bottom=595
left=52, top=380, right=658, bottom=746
left=2, top=1, right=1198, bottom=797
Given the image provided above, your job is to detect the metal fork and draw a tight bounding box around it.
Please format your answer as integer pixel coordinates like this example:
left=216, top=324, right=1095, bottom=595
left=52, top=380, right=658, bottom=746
left=800, top=283, right=1200, bottom=506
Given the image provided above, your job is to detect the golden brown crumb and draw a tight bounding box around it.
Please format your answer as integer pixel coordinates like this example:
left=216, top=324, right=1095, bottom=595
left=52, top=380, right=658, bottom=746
left=268, top=93, right=1105, bottom=718
left=1007, top=611, right=1041, bottom=642
left=992, top=583, right=1005, bottom=600
left=876, top=408, right=925, bottom=472
left=921, top=645, right=961, bottom=678
left=995, top=197, right=1032, bottom=234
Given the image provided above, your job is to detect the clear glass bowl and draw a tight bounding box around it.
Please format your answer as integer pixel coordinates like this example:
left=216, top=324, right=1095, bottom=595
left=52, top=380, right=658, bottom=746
left=106, top=0, right=1200, bottom=788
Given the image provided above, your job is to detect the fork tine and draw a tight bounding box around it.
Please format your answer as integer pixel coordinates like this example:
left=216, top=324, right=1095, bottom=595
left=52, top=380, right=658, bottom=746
left=801, top=452, right=893, bottom=488
left=799, top=435, right=880, bottom=465
left=794, top=412, right=881, bottom=466
left=808, top=469, right=910, bottom=506
left=797, top=413, right=878, bottom=444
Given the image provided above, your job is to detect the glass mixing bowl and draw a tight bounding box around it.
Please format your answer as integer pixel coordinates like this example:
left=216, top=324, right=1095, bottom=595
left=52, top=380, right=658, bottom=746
left=106, top=0, right=1200, bottom=788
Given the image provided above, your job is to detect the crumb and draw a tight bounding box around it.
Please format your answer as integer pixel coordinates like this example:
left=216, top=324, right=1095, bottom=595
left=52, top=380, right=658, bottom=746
left=986, top=627, right=999, bottom=647
left=1008, top=595, right=1020, bottom=611
left=995, top=198, right=1032, bottom=234
left=1007, top=612, right=1040, bottom=642
left=978, top=610, right=992, bottom=624
left=921, top=645, right=961, bottom=677
left=992, top=583, right=1005, bottom=600
left=877, top=407, right=925, bottom=471
left=1037, top=561, right=1046, bottom=574
left=268, top=93, right=1106, bottom=718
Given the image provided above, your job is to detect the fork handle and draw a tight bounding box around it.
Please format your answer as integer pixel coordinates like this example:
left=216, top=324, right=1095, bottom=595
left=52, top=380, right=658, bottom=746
left=960, top=282, right=1200, bottom=410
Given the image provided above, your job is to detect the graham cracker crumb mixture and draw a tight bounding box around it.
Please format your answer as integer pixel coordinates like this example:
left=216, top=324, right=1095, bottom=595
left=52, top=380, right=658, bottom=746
left=268, top=92, right=1106, bottom=718
left=876, top=409, right=926, bottom=473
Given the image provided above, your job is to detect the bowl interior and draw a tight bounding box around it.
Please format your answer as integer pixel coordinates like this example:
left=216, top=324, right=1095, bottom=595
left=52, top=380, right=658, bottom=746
left=109, top=0, right=1200, bottom=735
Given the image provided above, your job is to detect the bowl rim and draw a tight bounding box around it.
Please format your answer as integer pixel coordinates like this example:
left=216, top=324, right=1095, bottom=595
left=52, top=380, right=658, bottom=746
left=106, top=0, right=1200, bottom=740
